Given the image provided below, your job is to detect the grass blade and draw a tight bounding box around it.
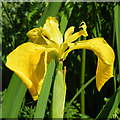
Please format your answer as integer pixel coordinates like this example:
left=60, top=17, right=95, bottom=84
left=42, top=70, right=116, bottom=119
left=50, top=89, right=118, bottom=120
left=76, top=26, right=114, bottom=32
left=96, top=86, right=120, bottom=119
left=60, top=2, right=75, bottom=34
left=34, top=60, right=55, bottom=119
left=36, top=2, right=62, bottom=27
left=2, top=73, right=27, bottom=118
left=114, top=4, right=120, bottom=80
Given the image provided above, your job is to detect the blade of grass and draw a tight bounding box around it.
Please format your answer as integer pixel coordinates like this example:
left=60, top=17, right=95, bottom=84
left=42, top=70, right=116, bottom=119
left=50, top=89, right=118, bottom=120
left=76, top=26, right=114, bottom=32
left=2, top=73, right=27, bottom=118
left=36, top=2, right=62, bottom=27
left=60, top=2, right=75, bottom=34
left=114, top=4, right=120, bottom=82
left=96, top=86, right=120, bottom=119
left=34, top=60, right=55, bottom=119
left=93, top=3, right=102, bottom=37
left=113, top=9, right=116, bottom=92
left=65, top=76, right=96, bottom=112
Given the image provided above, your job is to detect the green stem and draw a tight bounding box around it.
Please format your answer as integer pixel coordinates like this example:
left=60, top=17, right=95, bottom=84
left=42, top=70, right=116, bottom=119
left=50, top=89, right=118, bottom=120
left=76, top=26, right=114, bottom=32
left=113, top=69, right=116, bottom=92
left=65, top=76, right=96, bottom=112
left=80, top=49, right=86, bottom=115
left=57, top=60, right=63, bottom=72
left=112, top=18, right=115, bottom=48
left=52, top=60, right=66, bottom=118
left=113, top=16, right=116, bottom=92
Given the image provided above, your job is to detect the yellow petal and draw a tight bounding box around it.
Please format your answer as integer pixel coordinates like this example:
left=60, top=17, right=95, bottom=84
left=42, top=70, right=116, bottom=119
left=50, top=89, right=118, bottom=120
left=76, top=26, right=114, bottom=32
left=26, top=28, right=40, bottom=43
left=26, top=27, right=56, bottom=48
left=96, top=58, right=114, bottom=91
left=47, top=48, right=60, bottom=64
left=6, top=42, right=48, bottom=101
left=40, top=28, right=60, bottom=49
left=60, top=21, right=88, bottom=54
left=64, top=21, right=88, bottom=43
left=63, top=37, right=115, bottom=91
left=79, top=21, right=88, bottom=37
left=64, top=26, right=75, bottom=41
left=42, top=17, right=63, bottom=46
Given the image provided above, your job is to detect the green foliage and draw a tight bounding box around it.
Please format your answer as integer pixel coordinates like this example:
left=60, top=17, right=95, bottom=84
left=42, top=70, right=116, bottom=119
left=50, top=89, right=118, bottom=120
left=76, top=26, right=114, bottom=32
left=2, top=73, right=27, bottom=118
left=34, top=60, right=55, bottom=119
left=112, top=107, right=120, bottom=119
left=19, top=99, right=36, bottom=119
left=96, top=87, right=120, bottom=119
left=64, top=101, right=81, bottom=118
left=2, top=2, right=120, bottom=119
left=114, top=4, right=120, bottom=84
left=52, top=61, right=66, bottom=118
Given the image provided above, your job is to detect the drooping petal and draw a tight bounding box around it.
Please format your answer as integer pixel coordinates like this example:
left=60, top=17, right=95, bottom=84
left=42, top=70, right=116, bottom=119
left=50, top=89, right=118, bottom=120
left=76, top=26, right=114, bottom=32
left=96, top=58, right=114, bottom=91
left=6, top=42, right=48, bottom=101
left=63, top=37, right=115, bottom=91
left=42, top=17, right=63, bottom=46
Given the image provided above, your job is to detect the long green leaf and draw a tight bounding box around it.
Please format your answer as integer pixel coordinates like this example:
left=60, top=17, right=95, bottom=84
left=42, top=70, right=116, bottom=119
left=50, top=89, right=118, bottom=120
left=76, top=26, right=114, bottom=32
left=52, top=61, right=66, bottom=118
left=2, top=73, right=27, bottom=118
left=60, top=2, right=75, bottom=34
left=36, top=2, right=62, bottom=27
left=96, top=86, right=120, bottom=119
left=114, top=4, right=120, bottom=81
left=34, top=60, right=55, bottom=119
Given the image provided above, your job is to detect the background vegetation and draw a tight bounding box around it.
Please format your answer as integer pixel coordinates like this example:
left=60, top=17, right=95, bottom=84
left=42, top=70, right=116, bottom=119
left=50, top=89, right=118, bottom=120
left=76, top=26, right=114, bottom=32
left=2, top=2, right=120, bottom=119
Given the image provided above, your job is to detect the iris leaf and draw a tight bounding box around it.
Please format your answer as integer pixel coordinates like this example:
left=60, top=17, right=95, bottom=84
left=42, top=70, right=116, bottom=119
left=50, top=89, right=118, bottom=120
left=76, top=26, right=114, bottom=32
left=36, top=2, right=62, bottom=27
left=114, top=4, right=120, bottom=81
left=2, top=73, right=27, bottom=118
left=34, top=60, right=55, bottom=119
left=52, top=61, right=66, bottom=118
left=60, top=2, right=75, bottom=34
left=96, top=86, right=120, bottom=119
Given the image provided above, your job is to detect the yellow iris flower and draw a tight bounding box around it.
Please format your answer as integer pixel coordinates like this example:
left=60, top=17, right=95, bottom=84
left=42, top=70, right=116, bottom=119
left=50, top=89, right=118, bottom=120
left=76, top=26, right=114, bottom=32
left=6, top=17, right=115, bottom=101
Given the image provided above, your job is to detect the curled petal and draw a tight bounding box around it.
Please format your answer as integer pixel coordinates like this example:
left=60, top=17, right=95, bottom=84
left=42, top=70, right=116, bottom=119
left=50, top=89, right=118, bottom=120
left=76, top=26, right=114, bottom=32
left=79, top=21, right=88, bottom=37
left=42, top=17, right=63, bottom=46
left=60, top=21, right=88, bottom=54
left=63, top=37, right=115, bottom=91
left=64, top=26, right=75, bottom=41
left=6, top=43, right=48, bottom=101
left=65, top=21, right=88, bottom=43
left=26, top=28, right=37, bottom=42
left=26, top=27, right=57, bottom=48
